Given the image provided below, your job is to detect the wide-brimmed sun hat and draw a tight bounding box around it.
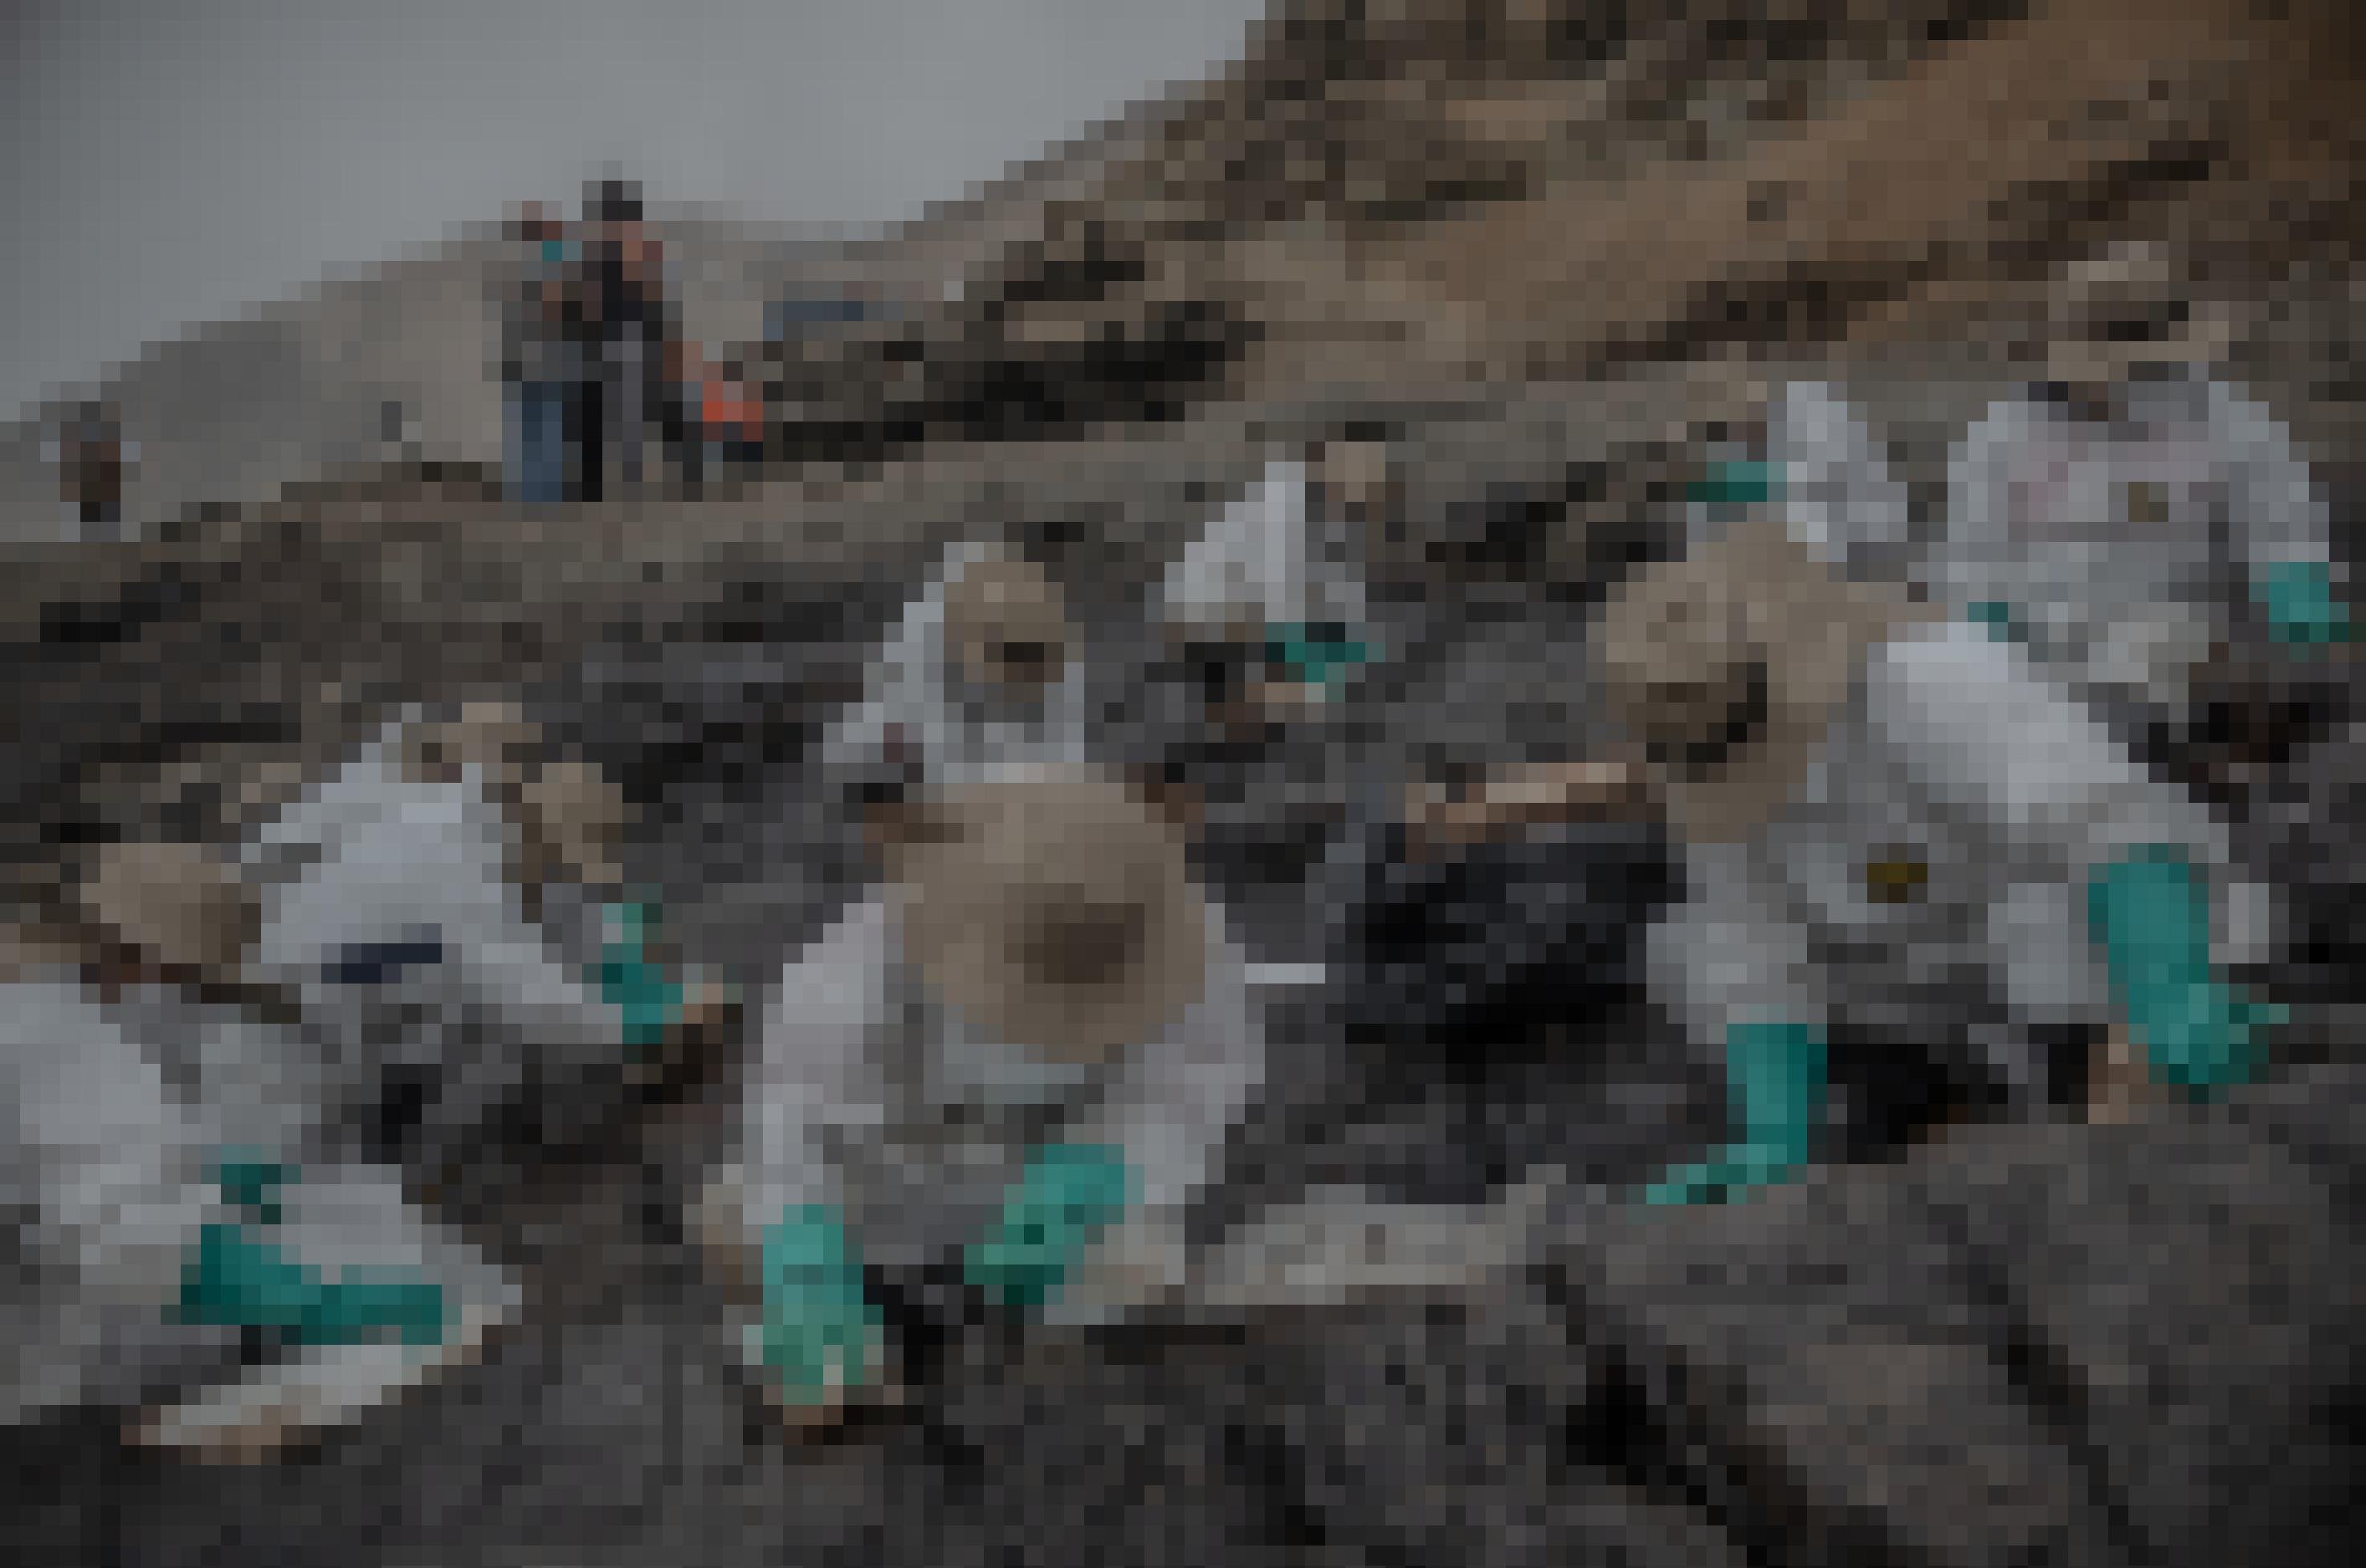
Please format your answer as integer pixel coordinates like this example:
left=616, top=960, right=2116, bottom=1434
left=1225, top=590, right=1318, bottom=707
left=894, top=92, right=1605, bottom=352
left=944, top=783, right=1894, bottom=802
left=889, top=765, right=1209, bottom=1067
left=77, top=838, right=261, bottom=975
left=1595, top=517, right=1927, bottom=843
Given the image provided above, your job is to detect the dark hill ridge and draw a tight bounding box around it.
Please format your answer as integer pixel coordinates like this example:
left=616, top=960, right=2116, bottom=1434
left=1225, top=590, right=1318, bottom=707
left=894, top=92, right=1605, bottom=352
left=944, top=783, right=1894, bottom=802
left=722, top=0, right=2359, bottom=458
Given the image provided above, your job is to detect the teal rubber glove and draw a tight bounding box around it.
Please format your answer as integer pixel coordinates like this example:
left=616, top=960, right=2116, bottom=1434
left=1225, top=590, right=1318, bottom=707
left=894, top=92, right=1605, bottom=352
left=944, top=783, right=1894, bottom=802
left=597, top=900, right=685, bottom=1054
left=2087, top=848, right=2281, bottom=1095
left=1967, top=600, right=2029, bottom=646
left=965, top=1144, right=1135, bottom=1311
left=1687, top=459, right=1779, bottom=509
left=212, top=1151, right=295, bottom=1224
left=305, top=1269, right=452, bottom=1346
left=1640, top=1022, right=1825, bottom=1207
left=1684, top=461, right=1779, bottom=508
left=748, top=1206, right=879, bottom=1401
left=2253, top=560, right=2352, bottom=648
left=177, top=1224, right=450, bottom=1347
left=178, top=1224, right=315, bottom=1334
left=1264, top=621, right=1373, bottom=689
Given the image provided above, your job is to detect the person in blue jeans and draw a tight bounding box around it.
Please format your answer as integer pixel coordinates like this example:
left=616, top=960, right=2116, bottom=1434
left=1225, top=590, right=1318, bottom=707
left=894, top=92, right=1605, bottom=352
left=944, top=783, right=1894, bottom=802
left=501, top=204, right=581, bottom=505
left=509, top=377, right=570, bottom=505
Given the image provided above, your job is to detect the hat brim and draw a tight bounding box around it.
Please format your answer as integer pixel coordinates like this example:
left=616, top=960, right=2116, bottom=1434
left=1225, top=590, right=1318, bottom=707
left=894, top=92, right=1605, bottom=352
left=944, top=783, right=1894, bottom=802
left=895, top=770, right=1210, bottom=1065
left=2045, top=307, right=2237, bottom=385
left=1601, top=519, right=1923, bottom=843
left=79, top=841, right=260, bottom=975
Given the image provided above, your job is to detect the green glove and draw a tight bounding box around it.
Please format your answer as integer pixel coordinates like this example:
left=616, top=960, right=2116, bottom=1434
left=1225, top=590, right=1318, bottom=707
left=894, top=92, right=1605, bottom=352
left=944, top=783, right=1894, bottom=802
left=178, top=1224, right=316, bottom=1334
left=2253, top=560, right=2352, bottom=649
left=1966, top=600, right=2029, bottom=646
left=177, top=1224, right=450, bottom=1347
left=1640, top=1022, right=1825, bottom=1207
left=305, top=1269, right=452, bottom=1346
left=1688, top=459, right=1779, bottom=509
left=212, top=1150, right=296, bottom=1224
left=1638, top=1146, right=1809, bottom=1208
left=1264, top=621, right=1373, bottom=689
left=2087, top=848, right=2281, bottom=1095
left=749, top=1206, right=879, bottom=1401
left=965, top=1143, right=1135, bottom=1311
left=597, top=899, right=685, bottom=1054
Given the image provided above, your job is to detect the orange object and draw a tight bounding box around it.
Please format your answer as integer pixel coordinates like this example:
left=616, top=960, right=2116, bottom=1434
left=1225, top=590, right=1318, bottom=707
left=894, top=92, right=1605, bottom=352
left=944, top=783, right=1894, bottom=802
left=702, top=375, right=765, bottom=441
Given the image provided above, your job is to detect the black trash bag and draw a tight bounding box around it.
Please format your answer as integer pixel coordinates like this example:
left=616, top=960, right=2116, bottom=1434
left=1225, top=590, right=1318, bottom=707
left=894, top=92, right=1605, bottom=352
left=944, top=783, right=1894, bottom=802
left=1326, top=816, right=1679, bottom=1062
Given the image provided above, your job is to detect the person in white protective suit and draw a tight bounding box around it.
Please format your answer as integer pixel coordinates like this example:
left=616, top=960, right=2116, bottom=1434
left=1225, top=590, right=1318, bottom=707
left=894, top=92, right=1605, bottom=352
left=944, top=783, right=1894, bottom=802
left=1595, top=440, right=2285, bottom=1207
left=1142, top=441, right=1395, bottom=967
left=236, top=703, right=719, bottom=1178
left=699, top=764, right=1263, bottom=1432
left=1935, top=243, right=2350, bottom=734
left=819, top=540, right=1094, bottom=812
left=1156, top=442, right=1381, bottom=724
left=2, top=847, right=514, bottom=1460
left=2, top=707, right=719, bottom=1457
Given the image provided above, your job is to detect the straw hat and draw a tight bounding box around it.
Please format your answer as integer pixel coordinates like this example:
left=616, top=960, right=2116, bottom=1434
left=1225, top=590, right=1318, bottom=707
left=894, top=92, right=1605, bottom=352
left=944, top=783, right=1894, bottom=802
left=77, top=839, right=261, bottom=975
left=1311, top=438, right=1398, bottom=527
left=937, top=546, right=1077, bottom=700
left=2046, top=241, right=2238, bottom=389
left=889, top=766, right=1209, bottom=1068
left=1595, top=517, right=1928, bottom=844
left=398, top=702, right=628, bottom=891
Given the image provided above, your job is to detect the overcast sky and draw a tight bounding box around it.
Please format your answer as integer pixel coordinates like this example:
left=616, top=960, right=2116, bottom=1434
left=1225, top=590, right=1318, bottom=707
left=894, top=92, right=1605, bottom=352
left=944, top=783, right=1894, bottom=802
left=2, top=0, right=1268, bottom=416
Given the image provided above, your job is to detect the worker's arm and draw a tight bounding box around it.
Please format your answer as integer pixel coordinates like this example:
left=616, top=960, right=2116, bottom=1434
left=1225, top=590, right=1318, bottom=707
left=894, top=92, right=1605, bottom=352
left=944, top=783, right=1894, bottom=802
left=2212, top=381, right=2351, bottom=648
left=737, top=897, right=895, bottom=1226
left=1934, top=396, right=2039, bottom=634
left=722, top=894, right=899, bottom=1409
left=1403, top=757, right=1650, bottom=857
left=973, top=909, right=1264, bottom=1325
left=1768, top=379, right=1913, bottom=576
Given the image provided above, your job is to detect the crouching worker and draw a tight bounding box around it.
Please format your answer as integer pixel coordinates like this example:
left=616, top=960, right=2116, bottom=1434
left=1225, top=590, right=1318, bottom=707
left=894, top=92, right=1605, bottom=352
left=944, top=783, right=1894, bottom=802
left=1937, top=243, right=2351, bottom=745
left=238, top=702, right=733, bottom=1188
left=6, top=703, right=727, bottom=1456
left=2, top=848, right=516, bottom=1460
left=699, top=764, right=1263, bottom=1430
left=1157, top=443, right=1381, bottom=725
left=819, top=540, right=1093, bottom=808
left=1589, top=514, right=2285, bottom=1208
left=1148, top=443, right=1386, bottom=955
